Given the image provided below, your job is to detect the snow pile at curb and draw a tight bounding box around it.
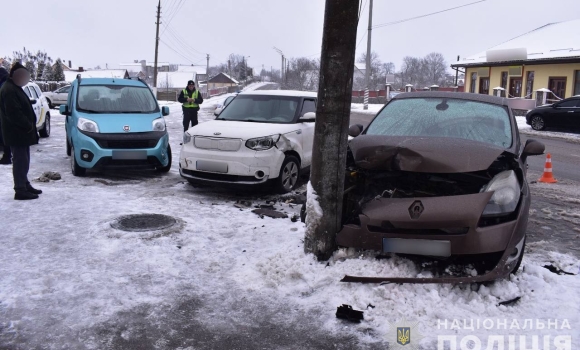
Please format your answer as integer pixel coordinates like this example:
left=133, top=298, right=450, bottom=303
left=351, top=103, right=384, bottom=115
left=304, top=182, right=323, bottom=247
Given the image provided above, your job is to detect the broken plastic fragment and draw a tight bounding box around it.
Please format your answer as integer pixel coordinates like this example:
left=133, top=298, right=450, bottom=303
left=336, top=304, right=364, bottom=323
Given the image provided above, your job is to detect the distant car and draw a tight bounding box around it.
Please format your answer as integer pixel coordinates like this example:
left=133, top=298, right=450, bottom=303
left=305, top=92, right=546, bottom=283
left=180, top=90, right=317, bottom=193
left=44, top=85, right=71, bottom=108
left=22, top=82, right=51, bottom=138
left=60, top=77, right=171, bottom=176
left=214, top=94, right=237, bottom=111
left=525, top=96, right=580, bottom=131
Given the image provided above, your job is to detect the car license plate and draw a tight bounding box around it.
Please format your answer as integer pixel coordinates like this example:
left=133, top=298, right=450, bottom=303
left=383, top=238, right=451, bottom=257
left=112, top=150, right=147, bottom=160
left=196, top=160, right=228, bottom=173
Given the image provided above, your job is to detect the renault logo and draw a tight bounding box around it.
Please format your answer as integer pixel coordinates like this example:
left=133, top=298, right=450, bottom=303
left=123, top=125, right=130, bottom=132
left=214, top=132, right=221, bottom=135
left=408, top=201, right=424, bottom=219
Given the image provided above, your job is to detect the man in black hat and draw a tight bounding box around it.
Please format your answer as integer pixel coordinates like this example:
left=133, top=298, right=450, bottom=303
left=177, top=80, right=203, bottom=132
left=0, top=66, right=11, bottom=164
left=0, top=62, right=42, bottom=200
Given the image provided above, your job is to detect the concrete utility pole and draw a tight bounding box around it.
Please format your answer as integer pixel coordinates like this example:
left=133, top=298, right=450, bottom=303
left=363, top=0, right=373, bottom=110
left=273, top=47, right=284, bottom=82
left=206, top=53, right=210, bottom=80
left=153, top=0, right=161, bottom=88
left=305, top=0, right=359, bottom=260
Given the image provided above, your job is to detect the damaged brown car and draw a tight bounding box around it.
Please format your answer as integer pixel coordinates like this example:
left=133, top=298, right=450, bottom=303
left=332, top=92, right=544, bottom=283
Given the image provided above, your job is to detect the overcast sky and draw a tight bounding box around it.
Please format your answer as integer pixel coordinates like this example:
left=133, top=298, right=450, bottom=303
left=3, top=0, right=580, bottom=75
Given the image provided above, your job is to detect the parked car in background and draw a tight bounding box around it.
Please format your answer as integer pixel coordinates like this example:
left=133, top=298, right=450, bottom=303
left=60, top=77, right=171, bottom=176
left=214, top=93, right=237, bottom=112
left=22, top=82, right=51, bottom=137
left=526, top=96, right=580, bottom=130
left=44, top=85, right=71, bottom=108
left=180, top=90, right=317, bottom=193
left=304, top=92, right=545, bottom=283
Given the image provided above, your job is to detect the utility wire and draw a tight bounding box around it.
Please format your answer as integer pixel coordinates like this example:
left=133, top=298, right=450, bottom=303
left=299, top=0, right=487, bottom=60
left=163, top=25, right=204, bottom=58
left=160, top=39, right=206, bottom=66
left=164, top=24, right=206, bottom=56
left=161, top=0, right=185, bottom=36
left=372, top=0, right=487, bottom=28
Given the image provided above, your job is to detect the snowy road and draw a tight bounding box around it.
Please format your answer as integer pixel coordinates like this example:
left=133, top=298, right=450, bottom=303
left=0, top=88, right=579, bottom=349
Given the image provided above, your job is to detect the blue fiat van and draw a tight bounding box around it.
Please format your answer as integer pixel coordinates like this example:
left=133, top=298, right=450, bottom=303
left=60, top=76, right=171, bottom=176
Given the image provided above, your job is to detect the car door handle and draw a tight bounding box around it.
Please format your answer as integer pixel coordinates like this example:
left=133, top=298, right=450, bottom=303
left=568, top=111, right=575, bottom=113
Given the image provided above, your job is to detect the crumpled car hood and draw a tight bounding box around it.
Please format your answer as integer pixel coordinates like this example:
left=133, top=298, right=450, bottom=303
left=349, top=135, right=507, bottom=173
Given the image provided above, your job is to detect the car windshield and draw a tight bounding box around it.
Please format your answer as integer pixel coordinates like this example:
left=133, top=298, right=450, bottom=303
left=77, top=85, right=159, bottom=113
left=366, top=97, right=513, bottom=148
left=217, top=95, right=299, bottom=123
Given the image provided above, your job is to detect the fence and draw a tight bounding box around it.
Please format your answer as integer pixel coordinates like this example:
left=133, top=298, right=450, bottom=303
left=33, top=81, right=69, bottom=92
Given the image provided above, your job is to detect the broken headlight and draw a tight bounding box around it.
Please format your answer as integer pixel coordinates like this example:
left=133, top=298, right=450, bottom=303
left=245, top=135, right=280, bottom=151
left=481, top=170, right=521, bottom=216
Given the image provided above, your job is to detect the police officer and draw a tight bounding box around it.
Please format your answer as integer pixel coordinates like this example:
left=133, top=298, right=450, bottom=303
left=177, top=80, right=203, bottom=132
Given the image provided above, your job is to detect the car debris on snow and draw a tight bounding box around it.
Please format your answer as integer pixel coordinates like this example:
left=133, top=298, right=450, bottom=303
left=335, top=304, right=364, bottom=323
left=34, top=171, right=62, bottom=182
left=497, top=296, right=521, bottom=307
left=234, top=200, right=252, bottom=209
left=543, top=264, right=576, bottom=275
left=251, top=208, right=288, bottom=219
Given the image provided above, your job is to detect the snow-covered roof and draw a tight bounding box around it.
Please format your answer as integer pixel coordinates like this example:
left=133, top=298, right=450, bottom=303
left=354, top=62, right=366, bottom=71
left=456, top=19, right=580, bottom=66
left=156, top=71, right=198, bottom=88
left=146, top=61, right=170, bottom=67
left=208, top=72, right=239, bottom=84
left=177, top=65, right=207, bottom=75
left=119, top=63, right=143, bottom=72
left=240, top=90, right=317, bottom=98
left=64, top=69, right=128, bottom=82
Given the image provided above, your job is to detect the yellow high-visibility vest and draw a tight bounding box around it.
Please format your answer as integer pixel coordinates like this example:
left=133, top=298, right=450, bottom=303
left=182, top=89, right=199, bottom=108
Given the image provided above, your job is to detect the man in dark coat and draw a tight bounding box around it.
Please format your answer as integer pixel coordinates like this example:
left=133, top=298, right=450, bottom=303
left=0, top=63, right=42, bottom=200
left=0, top=66, right=11, bottom=164
left=177, top=80, right=204, bottom=132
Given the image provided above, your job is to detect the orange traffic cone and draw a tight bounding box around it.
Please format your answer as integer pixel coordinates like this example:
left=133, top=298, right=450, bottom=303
left=538, top=153, right=557, bottom=183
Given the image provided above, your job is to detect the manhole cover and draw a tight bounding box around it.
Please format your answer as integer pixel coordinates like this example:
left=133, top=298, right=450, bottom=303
left=111, top=214, right=178, bottom=232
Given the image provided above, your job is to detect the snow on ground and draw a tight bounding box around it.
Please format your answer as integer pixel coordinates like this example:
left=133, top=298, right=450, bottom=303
left=351, top=103, right=384, bottom=115
left=516, top=116, right=580, bottom=143
left=0, top=95, right=579, bottom=348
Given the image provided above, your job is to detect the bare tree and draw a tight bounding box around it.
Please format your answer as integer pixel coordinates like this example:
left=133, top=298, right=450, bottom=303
left=283, top=57, right=319, bottom=91
left=422, top=52, right=447, bottom=86
left=0, top=57, right=10, bottom=70
left=397, top=52, right=449, bottom=89
left=354, top=51, right=395, bottom=90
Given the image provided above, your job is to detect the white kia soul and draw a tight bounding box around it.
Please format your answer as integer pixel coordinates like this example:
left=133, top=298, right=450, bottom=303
left=179, top=90, right=317, bottom=193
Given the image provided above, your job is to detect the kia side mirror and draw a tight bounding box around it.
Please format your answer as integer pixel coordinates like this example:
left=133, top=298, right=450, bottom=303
left=161, top=106, right=170, bottom=116
left=299, top=112, right=316, bottom=122
left=348, top=124, right=364, bottom=137
left=214, top=107, right=223, bottom=117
